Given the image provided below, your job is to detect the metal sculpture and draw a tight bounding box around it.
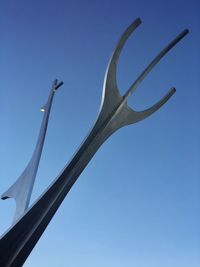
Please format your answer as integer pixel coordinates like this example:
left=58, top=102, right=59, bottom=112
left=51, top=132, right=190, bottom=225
left=1, top=80, right=63, bottom=222
left=0, top=18, right=188, bottom=267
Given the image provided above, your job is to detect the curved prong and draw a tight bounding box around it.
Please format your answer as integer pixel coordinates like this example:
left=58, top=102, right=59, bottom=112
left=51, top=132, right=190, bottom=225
left=105, top=87, right=176, bottom=133
left=124, top=29, right=189, bottom=100
left=127, top=87, right=176, bottom=124
left=98, top=18, right=141, bottom=122
left=104, top=18, right=141, bottom=91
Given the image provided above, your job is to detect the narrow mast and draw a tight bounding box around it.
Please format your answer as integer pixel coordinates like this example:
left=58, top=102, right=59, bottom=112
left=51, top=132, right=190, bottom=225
left=1, top=80, right=63, bottom=222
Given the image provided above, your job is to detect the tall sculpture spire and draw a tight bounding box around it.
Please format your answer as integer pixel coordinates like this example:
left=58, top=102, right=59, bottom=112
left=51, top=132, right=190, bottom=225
left=1, top=80, right=63, bottom=222
left=0, top=19, right=189, bottom=267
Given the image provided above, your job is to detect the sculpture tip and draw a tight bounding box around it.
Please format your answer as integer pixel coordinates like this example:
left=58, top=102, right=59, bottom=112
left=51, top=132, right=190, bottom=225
left=185, top=28, right=189, bottom=33
left=135, top=17, right=142, bottom=25
left=54, top=81, right=64, bottom=90
left=171, top=87, right=176, bottom=94
left=180, top=29, right=189, bottom=39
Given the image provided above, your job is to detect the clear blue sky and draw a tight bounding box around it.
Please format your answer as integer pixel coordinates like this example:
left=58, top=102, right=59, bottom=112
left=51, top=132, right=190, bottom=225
left=0, top=0, right=199, bottom=266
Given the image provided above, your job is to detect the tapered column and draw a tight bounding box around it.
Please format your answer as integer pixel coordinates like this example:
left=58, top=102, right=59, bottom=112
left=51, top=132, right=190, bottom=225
left=1, top=80, right=63, bottom=222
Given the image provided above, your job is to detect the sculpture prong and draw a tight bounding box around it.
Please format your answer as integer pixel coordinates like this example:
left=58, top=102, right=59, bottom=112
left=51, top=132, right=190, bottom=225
left=122, top=87, right=176, bottom=125
left=98, top=18, right=141, bottom=121
left=104, top=17, right=142, bottom=91
left=123, top=29, right=189, bottom=100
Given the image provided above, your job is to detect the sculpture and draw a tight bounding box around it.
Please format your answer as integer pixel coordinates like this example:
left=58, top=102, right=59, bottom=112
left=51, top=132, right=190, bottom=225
left=0, top=18, right=188, bottom=267
left=1, top=80, right=63, bottom=222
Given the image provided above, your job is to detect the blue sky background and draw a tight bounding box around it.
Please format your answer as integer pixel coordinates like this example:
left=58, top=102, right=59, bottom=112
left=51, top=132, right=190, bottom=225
left=0, top=0, right=199, bottom=266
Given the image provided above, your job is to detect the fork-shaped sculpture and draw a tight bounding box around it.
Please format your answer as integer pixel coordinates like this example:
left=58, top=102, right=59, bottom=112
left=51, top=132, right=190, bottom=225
left=0, top=18, right=188, bottom=267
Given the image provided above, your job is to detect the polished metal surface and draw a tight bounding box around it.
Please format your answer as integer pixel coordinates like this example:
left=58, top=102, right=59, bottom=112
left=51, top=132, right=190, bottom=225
left=0, top=18, right=188, bottom=267
left=1, top=80, right=63, bottom=222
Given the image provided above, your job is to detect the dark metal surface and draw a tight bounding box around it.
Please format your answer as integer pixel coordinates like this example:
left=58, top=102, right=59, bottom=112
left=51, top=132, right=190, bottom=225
left=0, top=18, right=188, bottom=267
